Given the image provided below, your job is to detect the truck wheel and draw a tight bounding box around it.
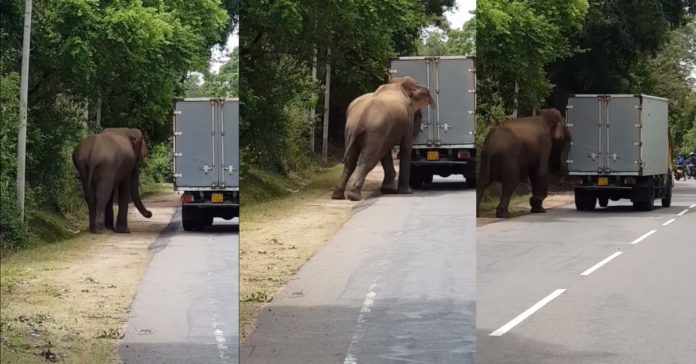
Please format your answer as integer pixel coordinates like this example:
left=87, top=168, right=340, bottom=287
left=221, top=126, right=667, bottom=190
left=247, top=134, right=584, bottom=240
left=423, top=173, right=433, bottom=184
left=599, top=197, right=609, bottom=207
left=465, top=177, right=476, bottom=189
left=574, top=189, right=586, bottom=211
left=409, top=167, right=423, bottom=189
left=585, top=194, right=597, bottom=211
left=661, top=185, right=672, bottom=208
left=205, top=215, right=214, bottom=226
left=182, top=219, right=196, bottom=231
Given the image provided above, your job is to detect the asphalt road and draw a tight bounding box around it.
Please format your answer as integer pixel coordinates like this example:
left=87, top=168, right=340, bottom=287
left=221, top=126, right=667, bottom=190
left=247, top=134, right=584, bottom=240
left=241, top=176, right=476, bottom=364
left=119, top=213, right=239, bottom=364
left=477, top=180, right=696, bottom=364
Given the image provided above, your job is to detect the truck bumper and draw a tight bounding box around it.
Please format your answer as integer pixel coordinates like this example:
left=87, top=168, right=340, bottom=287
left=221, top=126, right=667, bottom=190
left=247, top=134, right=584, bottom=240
left=182, top=203, right=239, bottom=219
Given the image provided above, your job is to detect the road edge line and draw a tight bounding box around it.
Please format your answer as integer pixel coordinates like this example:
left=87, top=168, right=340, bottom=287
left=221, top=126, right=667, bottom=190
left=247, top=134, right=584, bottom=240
left=489, top=289, right=567, bottom=336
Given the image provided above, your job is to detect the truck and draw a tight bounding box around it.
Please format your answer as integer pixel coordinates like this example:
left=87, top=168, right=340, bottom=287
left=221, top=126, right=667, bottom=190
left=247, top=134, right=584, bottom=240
left=173, top=98, right=240, bottom=231
left=566, top=94, right=672, bottom=211
left=388, top=56, right=477, bottom=188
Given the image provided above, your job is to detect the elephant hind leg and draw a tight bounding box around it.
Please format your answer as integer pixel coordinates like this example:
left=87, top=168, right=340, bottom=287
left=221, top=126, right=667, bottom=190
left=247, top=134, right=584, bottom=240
left=379, top=153, right=397, bottom=194
left=346, top=146, right=382, bottom=201
left=529, top=173, right=548, bottom=213
left=93, top=174, right=115, bottom=234
left=496, top=161, right=518, bottom=218
left=332, top=139, right=360, bottom=200
left=105, top=192, right=115, bottom=231
left=114, top=181, right=130, bottom=233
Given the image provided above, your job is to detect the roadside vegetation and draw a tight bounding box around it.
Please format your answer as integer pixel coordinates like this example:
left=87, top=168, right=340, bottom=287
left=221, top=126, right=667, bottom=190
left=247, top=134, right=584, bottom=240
left=476, top=0, right=696, bottom=204
left=0, top=1, right=238, bottom=252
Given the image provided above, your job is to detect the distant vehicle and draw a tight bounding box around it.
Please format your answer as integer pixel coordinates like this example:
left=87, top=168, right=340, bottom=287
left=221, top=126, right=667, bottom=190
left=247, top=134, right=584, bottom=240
left=566, top=94, right=672, bottom=211
left=389, top=56, right=477, bottom=188
left=173, top=98, right=240, bottom=231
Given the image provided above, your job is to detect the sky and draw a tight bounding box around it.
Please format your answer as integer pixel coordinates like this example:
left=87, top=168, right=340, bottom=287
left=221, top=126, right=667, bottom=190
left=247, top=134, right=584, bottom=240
left=445, top=0, right=476, bottom=29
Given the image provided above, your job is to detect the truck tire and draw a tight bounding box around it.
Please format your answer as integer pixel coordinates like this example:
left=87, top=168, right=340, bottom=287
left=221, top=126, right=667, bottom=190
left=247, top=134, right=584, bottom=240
left=575, top=189, right=596, bottom=211
left=634, top=180, right=655, bottom=211
left=182, top=219, right=196, bottom=231
left=574, top=189, right=586, bottom=211
left=662, top=185, right=672, bottom=207
left=599, top=197, right=609, bottom=207
left=409, top=167, right=423, bottom=189
left=182, top=205, right=201, bottom=231
left=205, top=215, right=214, bottom=226
left=465, top=177, right=476, bottom=189
left=422, top=173, right=433, bottom=184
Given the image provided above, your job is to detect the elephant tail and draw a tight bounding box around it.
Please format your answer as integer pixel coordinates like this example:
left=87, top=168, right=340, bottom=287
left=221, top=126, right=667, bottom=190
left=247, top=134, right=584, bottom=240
left=342, top=130, right=362, bottom=162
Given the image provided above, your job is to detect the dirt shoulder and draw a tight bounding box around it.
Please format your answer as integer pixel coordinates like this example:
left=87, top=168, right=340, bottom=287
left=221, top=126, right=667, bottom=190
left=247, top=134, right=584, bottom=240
left=240, top=165, right=385, bottom=341
left=477, top=191, right=574, bottom=226
left=0, top=191, right=179, bottom=363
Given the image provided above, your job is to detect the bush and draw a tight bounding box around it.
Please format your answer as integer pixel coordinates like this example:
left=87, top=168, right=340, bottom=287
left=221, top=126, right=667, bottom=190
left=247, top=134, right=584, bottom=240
left=144, top=142, right=173, bottom=184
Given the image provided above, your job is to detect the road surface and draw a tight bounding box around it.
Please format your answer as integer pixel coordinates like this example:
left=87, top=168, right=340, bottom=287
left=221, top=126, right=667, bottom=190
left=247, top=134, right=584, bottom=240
left=119, top=213, right=239, bottom=364
left=242, top=176, right=476, bottom=364
left=477, top=180, right=696, bottom=363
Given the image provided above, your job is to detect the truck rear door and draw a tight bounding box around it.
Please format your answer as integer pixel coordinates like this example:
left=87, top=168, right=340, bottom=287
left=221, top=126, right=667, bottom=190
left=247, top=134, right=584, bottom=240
left=220, top=99, right=240, bottom=189
left=567, top=96, right=603, bottom=174
left=433, top=57, right=475, bottom=146
left=174, top=100, right=217, bottom=188
left=606, top=96, right=641, bottom=173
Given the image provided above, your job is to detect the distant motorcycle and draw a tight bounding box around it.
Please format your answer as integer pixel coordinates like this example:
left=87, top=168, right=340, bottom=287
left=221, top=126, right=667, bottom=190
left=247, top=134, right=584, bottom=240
left=674, top=165, right=685, bottom=181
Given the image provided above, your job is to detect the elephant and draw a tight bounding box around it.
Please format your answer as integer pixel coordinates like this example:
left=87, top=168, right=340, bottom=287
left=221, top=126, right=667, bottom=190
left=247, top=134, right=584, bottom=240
left=476, top=108, right=571, bottom=218
left=72, top=128, right=152, bottom=233
left=331, top=76, right=435, bottom=201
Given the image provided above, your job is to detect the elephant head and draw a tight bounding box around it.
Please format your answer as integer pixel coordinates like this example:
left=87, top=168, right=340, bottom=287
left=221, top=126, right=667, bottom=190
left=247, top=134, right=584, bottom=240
left=103, top=128, right=149, bottom=163
left=390, top=76, right=436, bottom=111
left=541, top=108, right=572, bottom=175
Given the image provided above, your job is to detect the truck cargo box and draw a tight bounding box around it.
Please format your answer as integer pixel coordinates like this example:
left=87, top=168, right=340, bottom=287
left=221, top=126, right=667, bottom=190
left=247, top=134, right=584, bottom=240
left=566, top=94, right=669, bottom=176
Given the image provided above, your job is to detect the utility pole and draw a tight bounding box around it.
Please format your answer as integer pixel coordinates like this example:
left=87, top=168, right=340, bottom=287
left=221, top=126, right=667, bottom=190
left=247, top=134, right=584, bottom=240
left=309, top=47, right=317, bottom=153
left=16, top=0, right=33, bottom=221
left=322, top=47, right=331, bottom=162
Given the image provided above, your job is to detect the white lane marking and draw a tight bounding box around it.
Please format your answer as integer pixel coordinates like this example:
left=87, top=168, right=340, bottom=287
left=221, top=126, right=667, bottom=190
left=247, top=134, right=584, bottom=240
left=489, top=289, right=566, bottom=336
left=212, top=322, right=228, bottom=360
left=678, top=209, right=689, bottom=216
left=630, top=230, right=657, bottom=245
left=663, top=218, right=676, bottom=226
left=344, top=283, right=378, bottom=364
left=581, top=251, right=623, bottom=276
left=691, top=204, right=696, bottom=209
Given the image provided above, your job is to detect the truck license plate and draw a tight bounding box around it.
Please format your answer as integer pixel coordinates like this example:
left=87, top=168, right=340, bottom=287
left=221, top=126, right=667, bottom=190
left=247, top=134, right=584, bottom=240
left=211, top=193, right=224, bottom=203
left=597, top=177, right=609, bottom=186
left=426, top=150, right=439, bottom=161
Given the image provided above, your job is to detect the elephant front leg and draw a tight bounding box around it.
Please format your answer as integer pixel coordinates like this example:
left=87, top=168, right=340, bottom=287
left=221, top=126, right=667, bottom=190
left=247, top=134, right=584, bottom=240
left=379, top=152, right=398, bottom=194
left=396, top=142, right=413, bottom=194
left=529, top=174, right=548, bottom=213
left=114, top=182, right=131, bottom=233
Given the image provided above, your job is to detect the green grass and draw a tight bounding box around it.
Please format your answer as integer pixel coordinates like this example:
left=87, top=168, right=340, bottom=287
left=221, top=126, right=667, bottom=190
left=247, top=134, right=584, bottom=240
left=241, top=165, right=343, bottom=229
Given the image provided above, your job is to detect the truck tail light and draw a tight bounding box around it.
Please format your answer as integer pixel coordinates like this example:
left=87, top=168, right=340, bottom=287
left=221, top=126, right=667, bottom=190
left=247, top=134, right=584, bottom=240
left=623, top=177, right=636, bottom=185
left=457, top=150, right=471, bottom=160
left=181, top=194, right=193, bottom=203
left=570, top=177, right=583, bottom=187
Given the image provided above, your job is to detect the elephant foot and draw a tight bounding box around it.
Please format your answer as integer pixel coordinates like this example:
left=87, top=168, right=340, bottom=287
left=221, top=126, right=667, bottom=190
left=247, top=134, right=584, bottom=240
left=331, top=190, right=346, bottom=200
left=114, top=226, right=131, bottom=234
left=397, top=187, right=413, bottom=194
left=380, top=186, right=398, bottom=194
left=345, top=190, right=362, bottom=201
left=495, top=209, right=510, bottom=218
left=530, top=197, right=546, bottom=213
left=90, top=226, right=107, bottom=234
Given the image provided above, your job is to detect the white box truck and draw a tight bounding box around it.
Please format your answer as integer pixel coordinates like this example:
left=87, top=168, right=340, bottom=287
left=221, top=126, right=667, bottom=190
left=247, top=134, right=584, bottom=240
left=566, top=94, right=672, bottom=211
left=173, top=98, right=240, bottom=230
left=389, top=56, right=477, bottom=188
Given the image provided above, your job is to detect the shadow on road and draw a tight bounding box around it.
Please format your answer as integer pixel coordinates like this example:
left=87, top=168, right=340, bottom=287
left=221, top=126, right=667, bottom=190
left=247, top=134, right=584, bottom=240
left=476, top=329, right=618, bottom=364
left=120, top=340, right=239, bottom=364
left=242, top=300, right=475, bottom=364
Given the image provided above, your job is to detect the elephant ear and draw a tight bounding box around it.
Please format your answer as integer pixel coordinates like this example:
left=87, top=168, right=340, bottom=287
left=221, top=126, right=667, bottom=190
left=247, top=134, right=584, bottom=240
left=411, top=86, right=435, bottom=110
left=542, top=108, right=565, bottom=142
left=126, top=129, right=148, bottom=160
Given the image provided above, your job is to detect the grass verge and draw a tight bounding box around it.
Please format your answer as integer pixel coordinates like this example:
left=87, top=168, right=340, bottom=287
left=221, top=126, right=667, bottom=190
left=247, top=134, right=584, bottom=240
left=0, top=191, right=179, bottom=363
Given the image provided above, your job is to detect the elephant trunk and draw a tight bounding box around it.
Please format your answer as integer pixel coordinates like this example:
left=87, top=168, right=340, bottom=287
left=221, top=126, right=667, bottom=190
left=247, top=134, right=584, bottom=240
left=130, top=170, right=153, bottom=218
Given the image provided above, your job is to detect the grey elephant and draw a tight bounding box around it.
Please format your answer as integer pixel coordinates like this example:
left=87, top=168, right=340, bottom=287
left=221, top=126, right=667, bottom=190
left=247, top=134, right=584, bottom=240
left=476, top=108, right=571, bottom=218
left=72, top=128, right=152, bottom=233
left=331, top=76, right=435, bottom=201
